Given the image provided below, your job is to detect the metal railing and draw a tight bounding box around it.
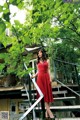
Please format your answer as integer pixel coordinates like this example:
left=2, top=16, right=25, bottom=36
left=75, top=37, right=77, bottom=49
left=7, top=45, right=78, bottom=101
left=55, top=79, right=80, bottom=97
left=53, top=59, right=80, bottom=97
left=19, top=63, right=44, bottom=120
left=19, top=60, right=80, bottom=120
left=53, top=59, right=80, bottom=86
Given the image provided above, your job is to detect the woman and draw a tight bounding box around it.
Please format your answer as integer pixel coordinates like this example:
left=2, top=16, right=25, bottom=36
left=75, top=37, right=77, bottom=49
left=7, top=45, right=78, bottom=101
left=31, top=49, right=55, bottom=119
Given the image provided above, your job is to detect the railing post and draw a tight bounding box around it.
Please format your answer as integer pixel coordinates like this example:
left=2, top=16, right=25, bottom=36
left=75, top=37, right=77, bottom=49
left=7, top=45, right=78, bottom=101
left=74, top=65, right=79, bottom=86
left=41, top=98, right=45, bottom=119
left=74, top=65, right=80, bottom=94
left=53, top=60, right=57, bottom=80
left=28, top=74, right=32, bottom=103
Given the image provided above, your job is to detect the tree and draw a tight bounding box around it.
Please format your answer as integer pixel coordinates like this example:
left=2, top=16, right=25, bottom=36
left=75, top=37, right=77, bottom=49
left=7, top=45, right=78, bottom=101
left=0, top=0, right=80, bottom=80
left=32, top=0, right=80, bottom=62
left=31, top=0, right=80, bottom=82
left=0, top=0, right=33, bottom=79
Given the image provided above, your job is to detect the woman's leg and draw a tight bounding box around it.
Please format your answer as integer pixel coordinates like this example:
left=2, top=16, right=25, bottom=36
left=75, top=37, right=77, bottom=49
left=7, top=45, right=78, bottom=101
left=45, top=102, right=54, bottom=118
left=45, top=110, right=49, bottom=118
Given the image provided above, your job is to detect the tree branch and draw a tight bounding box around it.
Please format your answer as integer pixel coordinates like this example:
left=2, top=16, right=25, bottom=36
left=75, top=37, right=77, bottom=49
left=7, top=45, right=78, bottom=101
left=68, top=22, right=80, bottom=37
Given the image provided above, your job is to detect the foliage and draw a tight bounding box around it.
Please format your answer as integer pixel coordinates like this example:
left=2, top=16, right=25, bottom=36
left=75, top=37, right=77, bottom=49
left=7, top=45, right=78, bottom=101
left=49, top=42, right=78, bottom=62
left=0, top=0, right=33, bottom=78
left=0, top=21, right=33, bottom=77
left=31, top=0, right=80, bottom=76
left=33, top=0, right=80, bottom=64
left=0, top=0, right=80, bottom=79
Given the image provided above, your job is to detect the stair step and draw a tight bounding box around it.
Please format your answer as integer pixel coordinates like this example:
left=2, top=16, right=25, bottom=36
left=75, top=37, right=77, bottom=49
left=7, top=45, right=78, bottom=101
left=22, top=90, right=67, bottom=96
left=22, top=105, right=80, bottom=113
left=22, top=96, right=76, bottom=102
left=54, top=96, right=76, bottom=100
left=36, top=118, right=80, bottom=120
left=35, top=105, right=80, bottom=111
left=21, top=85, right=61, bottom=91
left=53, top=90, right=67, bottom=95
left=52, top=85, right=61, bottom=90
left=57, top=118, right=80, bottom=120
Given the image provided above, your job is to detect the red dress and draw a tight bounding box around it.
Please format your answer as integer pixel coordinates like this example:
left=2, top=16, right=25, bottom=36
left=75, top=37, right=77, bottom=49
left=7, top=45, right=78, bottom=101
left=36, top=60, right=53, bottom=103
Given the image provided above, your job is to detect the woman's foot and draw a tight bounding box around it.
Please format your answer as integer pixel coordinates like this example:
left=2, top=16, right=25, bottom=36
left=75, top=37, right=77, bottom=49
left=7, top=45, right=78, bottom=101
left=49, top=112, right=55, bottom=119
left=45, top=111, right=49, bottom=118
left=49, top=115, right=55, bottom=120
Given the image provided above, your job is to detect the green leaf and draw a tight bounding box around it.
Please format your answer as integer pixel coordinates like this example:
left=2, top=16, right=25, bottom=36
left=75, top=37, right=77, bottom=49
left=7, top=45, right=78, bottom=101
left=9, top=0, right=14, bottom=3
left=0, top=19, right=6, bottom=34
left=10, top=0, right=18, bottom=6
left=3, top=12, right=10, bottom=22
left=64, top=20, right=69, bottom=25
left=14, top=20, right=21, bottom=26
left=18, top=2, right=24, bottom=9
left=3, top=9, right=10, bottom=14
left=5, top=21, right=11, bottom=28
left=0, top=64, right=5, bottom=72
left=23, top=36, right=31, bottom=45
left=53, top=26, right=59, bottom=33
left=0, top=6, right=3, bottom=12
left=77, top=28, right=80, bottom=32
left=17, top=0, right=21, bottom=4
left=4, top=3, right=8, bottom=9
left=0, top=53, right=5, bottom=59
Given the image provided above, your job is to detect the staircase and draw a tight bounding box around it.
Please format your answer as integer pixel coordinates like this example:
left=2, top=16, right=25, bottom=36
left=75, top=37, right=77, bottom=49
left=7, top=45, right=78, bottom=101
left=18, top=61, right=80, bottom=120
left=20, top=83, right=80, bottom=120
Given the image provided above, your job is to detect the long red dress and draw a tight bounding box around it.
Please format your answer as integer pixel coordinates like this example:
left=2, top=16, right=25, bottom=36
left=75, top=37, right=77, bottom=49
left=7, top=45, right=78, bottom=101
left=36, top=60, right=53, bottom=103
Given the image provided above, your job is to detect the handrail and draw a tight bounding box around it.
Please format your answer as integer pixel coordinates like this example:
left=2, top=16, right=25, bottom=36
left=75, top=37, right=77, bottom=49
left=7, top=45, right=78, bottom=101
left=19, top=63, right=44, bottom=120
left=24, top=83, right=36, bottom=120
left=53, top=59, right=80, bottom=87
left=55, top=79, right=80, bottom=97
left=54, top=59, right=80, bottom=66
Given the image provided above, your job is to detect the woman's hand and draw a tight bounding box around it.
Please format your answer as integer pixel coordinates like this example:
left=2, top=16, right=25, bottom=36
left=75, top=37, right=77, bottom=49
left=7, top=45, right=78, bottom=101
left=31, top=75, right=34, bottom=79
left=30, top=72, right=38, bottom=79
left=50, top=78, right=52, bottom=83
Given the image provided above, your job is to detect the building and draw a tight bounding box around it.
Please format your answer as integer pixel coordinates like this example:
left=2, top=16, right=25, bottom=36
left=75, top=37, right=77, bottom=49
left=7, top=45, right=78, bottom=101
left=0, top=43, right=40, bottom=119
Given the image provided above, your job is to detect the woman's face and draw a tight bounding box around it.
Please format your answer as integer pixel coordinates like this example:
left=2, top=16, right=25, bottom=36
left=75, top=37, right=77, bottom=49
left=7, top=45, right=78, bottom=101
left=38, top=50, right=43, bottom=58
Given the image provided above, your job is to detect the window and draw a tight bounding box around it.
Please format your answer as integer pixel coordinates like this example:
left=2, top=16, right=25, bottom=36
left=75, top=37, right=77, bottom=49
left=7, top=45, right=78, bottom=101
left=10, top=101, right=16, bottom=114
left=12, top=106, right=15, bottom=112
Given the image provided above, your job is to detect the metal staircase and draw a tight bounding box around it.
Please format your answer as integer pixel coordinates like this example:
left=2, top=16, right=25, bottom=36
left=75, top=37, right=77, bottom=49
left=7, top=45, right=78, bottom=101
left=20, top=83, right=80, bottom=120
left=18, top=61, right=80, bottom=120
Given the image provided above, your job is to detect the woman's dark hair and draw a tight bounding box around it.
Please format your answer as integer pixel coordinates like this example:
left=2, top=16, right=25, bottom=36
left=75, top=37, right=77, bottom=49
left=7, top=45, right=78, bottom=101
left=37, top=48, right=48, bottom=64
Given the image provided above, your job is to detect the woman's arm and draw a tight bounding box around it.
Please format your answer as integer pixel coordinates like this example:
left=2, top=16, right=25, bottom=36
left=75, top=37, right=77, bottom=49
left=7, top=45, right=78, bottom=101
left=31, top=64, right=38, bottom=79
left=47, top=59, right=52, bottom=82
left=31, top=72, right=38, bottom=79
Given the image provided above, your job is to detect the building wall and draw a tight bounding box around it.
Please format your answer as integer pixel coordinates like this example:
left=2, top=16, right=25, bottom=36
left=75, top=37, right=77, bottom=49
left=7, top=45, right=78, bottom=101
left=0, top=98, right=23, bottom=113
left=0, top=99, right=9, bottom=111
